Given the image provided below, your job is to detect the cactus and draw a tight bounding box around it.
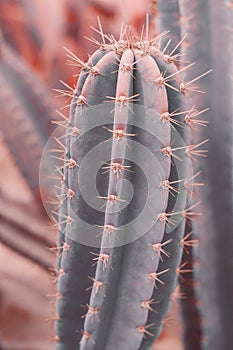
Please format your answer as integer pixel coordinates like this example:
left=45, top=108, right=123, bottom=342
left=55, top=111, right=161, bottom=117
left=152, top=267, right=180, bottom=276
left=0, top=192, right=55, bottom=270
left=53, top=19, right=210, bottom=350
left=0, top=30, right=56, bottom=200
left=178, top=1, right=233, bottom=350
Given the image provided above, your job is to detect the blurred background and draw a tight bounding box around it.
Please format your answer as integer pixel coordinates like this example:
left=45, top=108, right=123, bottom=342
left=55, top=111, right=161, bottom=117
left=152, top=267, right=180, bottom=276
left=0, top=1, right=183, bottom=349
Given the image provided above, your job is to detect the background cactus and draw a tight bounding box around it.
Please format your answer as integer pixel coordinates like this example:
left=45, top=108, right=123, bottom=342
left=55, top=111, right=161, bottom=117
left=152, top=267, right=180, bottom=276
left=54, top=20, right=209, bottom=350
left=0, top=30, right=57, bottom=200
left=156, top=0, right=181, bottom=56
left=179, top=1, right=233, bottom=349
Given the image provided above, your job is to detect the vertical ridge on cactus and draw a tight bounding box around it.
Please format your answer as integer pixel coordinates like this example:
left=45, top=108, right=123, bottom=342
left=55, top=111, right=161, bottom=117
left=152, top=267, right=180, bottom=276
left=54, top=20, right=207, bottom=350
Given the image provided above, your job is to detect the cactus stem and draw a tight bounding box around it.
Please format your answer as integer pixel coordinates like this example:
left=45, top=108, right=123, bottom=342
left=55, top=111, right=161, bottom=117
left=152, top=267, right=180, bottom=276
left=137, top=323, right=155, bottom=338
left=152, top=238, right=173, bottom=261
left=148, top=268, right=170, bottom=288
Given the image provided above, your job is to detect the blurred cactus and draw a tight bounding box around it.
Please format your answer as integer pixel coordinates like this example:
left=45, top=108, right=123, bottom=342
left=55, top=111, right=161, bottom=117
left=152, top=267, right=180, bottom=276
left=179, top=1, right=233, bottom=349
left=0, top=30, right=56, bottom=200
left=157, top=0, right=181, bottom=56
left=54, top=19, right=209, bottom=350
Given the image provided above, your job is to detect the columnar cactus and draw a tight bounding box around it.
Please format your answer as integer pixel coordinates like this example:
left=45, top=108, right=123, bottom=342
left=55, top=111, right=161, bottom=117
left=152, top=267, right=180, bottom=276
left=0, top=30, right=56, bottom=200
left=54, top=20, right=209, bottom=350
left=179, top=1, right=233, bottom=349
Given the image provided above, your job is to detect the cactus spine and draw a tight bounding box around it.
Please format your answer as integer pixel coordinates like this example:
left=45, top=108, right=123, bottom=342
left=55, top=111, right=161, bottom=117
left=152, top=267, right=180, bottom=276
left=54, top=20, right=208, bottom=350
